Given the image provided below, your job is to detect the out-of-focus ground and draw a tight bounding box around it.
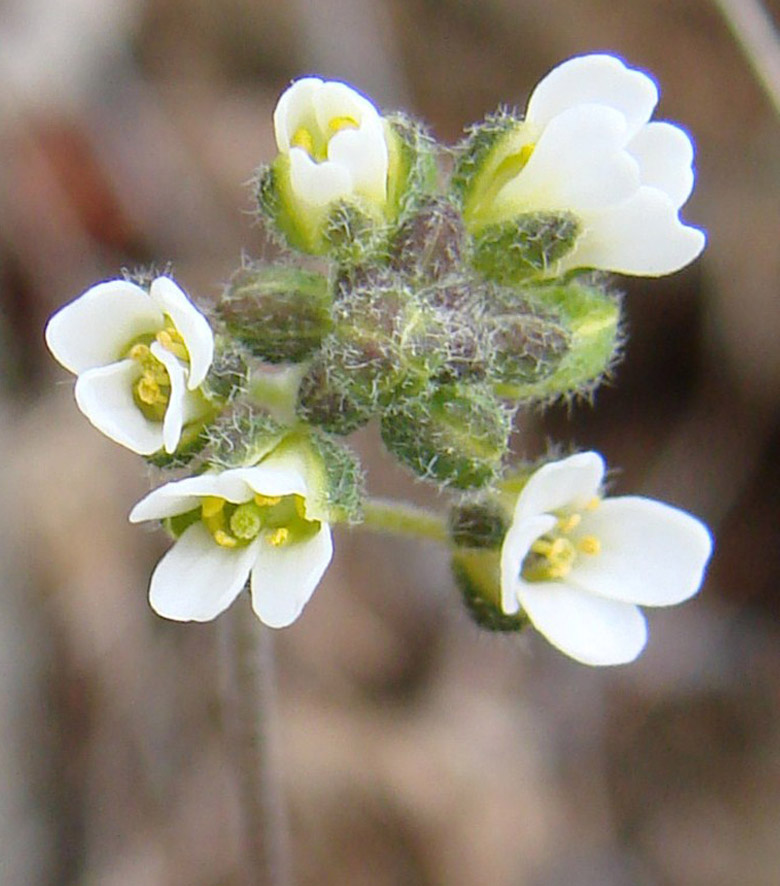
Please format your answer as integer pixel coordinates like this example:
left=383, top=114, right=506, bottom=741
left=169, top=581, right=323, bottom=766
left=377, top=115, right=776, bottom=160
left=1, top=1, right=779, bottom=884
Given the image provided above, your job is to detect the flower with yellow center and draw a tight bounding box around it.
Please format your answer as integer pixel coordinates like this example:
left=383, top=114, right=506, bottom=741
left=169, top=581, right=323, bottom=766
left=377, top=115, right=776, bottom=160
left=45, top=276, right=214, bottom=455
left=273, top=77, right=389, bottom=210
left=462, top=54, right=706, bottom=277
left=500, top=451, right=713, bottom=665
left=129, top=449, right=333, bottom=627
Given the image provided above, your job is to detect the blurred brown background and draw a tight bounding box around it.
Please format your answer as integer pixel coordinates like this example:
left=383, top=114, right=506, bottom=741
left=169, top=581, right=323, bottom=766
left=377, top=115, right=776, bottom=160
left=1, top=0, right=779, bottom=884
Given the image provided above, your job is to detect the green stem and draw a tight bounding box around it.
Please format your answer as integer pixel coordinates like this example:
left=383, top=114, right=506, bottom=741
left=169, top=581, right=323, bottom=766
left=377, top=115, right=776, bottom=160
left=361, top=497, right=450, bottom=544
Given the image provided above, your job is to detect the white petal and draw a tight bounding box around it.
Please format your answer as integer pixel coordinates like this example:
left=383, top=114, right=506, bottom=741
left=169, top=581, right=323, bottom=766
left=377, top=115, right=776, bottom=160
left=288, top=147, right=353, bottom=206
left=45, top=279, right=163, bottom=374
left=513, top=452, right=605, bottom=523
left=500, top=513, right=557, bottom=614
left=527, top=54, right=658, bottom=140
left=130, top=467, right=281, bottom=524
left=250, top=524, right=333, bottom=628
left=571, top=497, right=713, bottom=606
left=149, top=276, right=214, bottom=389
left=149, top=342, right=187, bottom=454
left=327, top=124, right=388, bottom=202
left=148, top=523, right=258, bottom=622
left=628, top=122, right=695, bottom=208
left=568, top=187, right=706, bottom=276
left=312, top=80, right=381, bottom=133
left=494, top=104, right=640, bottom=214
left=273, top=77, right=323, bottom=151
left=518, top=580, right=648, bottom=666
left=75, top=361, right=163, bottom=455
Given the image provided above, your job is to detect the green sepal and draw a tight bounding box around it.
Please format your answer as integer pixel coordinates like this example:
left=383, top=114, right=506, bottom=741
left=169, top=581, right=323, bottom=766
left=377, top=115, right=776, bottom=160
left=449, top=501, right=507, bottom=549
left=450, top=108, right=525, bottom=224
left=255, top=157, right=327, bottom=254
left=452, top=549, right=528, bottom=632
left=384, top=114, right=438, bottom=221
left=218, top=266, right=332, bottom=363
left=381, top=383, right=511, bottom=490
left=304, top=431, right=365, bottom=524
left=470, top=211, right=580, bottom=284
left=484, top=309, right=570, bottom=386
left=494, top=282, right=622, bottom=401
left=143, top=421, right=211, bottom=470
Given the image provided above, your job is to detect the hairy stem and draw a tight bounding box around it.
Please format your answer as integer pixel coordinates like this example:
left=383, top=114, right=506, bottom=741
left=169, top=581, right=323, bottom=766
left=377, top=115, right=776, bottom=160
left=218, top=595, right=292, bottom=886
left=361, top=497, right=450, bottom=543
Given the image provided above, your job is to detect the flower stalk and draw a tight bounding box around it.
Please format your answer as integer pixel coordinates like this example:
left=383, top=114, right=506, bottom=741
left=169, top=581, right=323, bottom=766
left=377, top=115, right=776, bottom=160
left=219, top=594, right=292, bottom=886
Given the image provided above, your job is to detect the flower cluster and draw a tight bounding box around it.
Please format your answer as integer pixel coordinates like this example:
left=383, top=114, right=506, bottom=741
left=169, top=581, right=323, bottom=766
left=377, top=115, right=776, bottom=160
left=45, top=54, right=712, bottom=665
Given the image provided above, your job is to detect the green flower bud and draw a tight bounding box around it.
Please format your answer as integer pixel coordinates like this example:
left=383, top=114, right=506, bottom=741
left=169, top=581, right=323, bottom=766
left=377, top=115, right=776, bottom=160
left=485, top=311, right=570, bottom=386
left=201, top=341, right=248, bottom=402
left=470, top=211, right=580, bottom=284
left=390, top=196, right=465, bottom=282
left=494, top=282, right=622, bottom=401
left=296, top=356, right=375, bottom=436
left=452, top=548, right=527, bottom=632
left=217, top=266, right=332, bottom=363
left=381, top=384, right=512, bottom=490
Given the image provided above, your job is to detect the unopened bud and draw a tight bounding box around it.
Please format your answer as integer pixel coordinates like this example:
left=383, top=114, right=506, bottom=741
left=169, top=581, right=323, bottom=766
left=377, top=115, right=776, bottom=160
left=217, top=266, right=332, bottom=363
left=381, top=383, right=511, bottom=490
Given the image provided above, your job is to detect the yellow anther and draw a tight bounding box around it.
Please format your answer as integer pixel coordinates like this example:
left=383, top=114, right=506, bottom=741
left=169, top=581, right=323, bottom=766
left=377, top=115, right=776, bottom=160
left=328, top=115, right=359, bottom=133
left=291, top=126, right=315, bottom=156
left=214, top=529, right=238, bottom=548
left=136, top=374, right=167, bottom=405
left=156, top=327, right=189, bottom=361
left=254, top=493, right=282, bottom=508
left=128, top=343, right=151, bottom=361
left=578, top=535, right=601, bottom=556
left=531, top=539, right=554, bottom=557
left=294, top=496, right=307, bottom=518
left=266, top=527, right=290, bottom=547
left=201, top=496, right=225, bottom=518
left=518, top=142, right=535, bottom=167
left=557, top=513, right=581, bottom=533
left=585, top=497, right=601, bottom=511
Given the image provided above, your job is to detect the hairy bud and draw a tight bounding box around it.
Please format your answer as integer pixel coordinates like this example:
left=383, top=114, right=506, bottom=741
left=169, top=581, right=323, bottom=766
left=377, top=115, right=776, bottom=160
left=218, top=266, right=332, bottom=363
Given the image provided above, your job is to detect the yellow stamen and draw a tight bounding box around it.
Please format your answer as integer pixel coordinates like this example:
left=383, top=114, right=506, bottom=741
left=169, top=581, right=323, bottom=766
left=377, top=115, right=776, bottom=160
left=156, top=327, right=189, bottom=361
left=291, top=126, right=315, bottom=156
left=201, top=496, right=225, bottom=518
left=254, top=493, right=282, bottom=508
left=578, top=535, right=601, bottom=555
left=328, top=115, right=359, bottom=132
left=214, top=529, right=238, bottom=548
left=266, top=527, right=290, bottom=547
left=136, top=374, right=167, bottom=405
left=585, top=497, right=601, bottom=511
left=518, top=142, right=535, bottom=167
left=128, top=343, right=151, bottom=361
left=557, top=513, right=581, bottom=533
left=294, top=496, right=307, bottom=518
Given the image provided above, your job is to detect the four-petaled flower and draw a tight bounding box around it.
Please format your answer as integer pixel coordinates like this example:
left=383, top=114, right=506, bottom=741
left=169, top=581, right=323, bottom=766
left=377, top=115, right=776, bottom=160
left=273, top=77, right=389, bottom=210
left=466, top=53, right=706, bottom=277
left=129, top=449, right=333, bottom=627
left=500, top=451, right=713, bottom=665
left=45, top=276, right=214, bottom=455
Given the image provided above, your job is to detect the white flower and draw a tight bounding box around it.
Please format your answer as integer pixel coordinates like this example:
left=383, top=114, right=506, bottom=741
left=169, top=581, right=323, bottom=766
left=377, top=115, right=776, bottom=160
left=129, top=449, right=333, bottom=627
left=500, top=452, right=713, bottom=666
left=273, top=77, right=389, bottom=209
left=45, top=276, right=214, bottom=455
left=471, top=54, right=706, bottom=276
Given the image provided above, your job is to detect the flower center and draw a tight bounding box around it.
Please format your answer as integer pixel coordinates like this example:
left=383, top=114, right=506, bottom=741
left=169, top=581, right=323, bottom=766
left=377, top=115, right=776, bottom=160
left=125, top=320, right=190, bottom=423
left=290, top=115, right=359, bottom=163
left=200, top=493, right=317, bottom=549
left=521, top=497, right=601, bottom=582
